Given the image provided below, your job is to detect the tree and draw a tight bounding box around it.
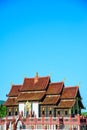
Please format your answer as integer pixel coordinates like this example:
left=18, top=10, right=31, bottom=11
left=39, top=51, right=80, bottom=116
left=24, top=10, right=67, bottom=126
left=81, top=112, right=87, bottom=117
left=0, top=105, right=6, bottom=117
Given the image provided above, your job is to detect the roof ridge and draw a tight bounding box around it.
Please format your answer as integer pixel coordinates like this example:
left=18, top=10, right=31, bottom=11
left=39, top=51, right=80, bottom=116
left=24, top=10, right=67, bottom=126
left=64, top=86, right=78, bottom=88
left=46, top=95, right=60, bottom=97
left=50, top=81, right=64, bottom=85
left=12, top=84, right=22, bottom=87
left=24, top=76, right=50, bottom=79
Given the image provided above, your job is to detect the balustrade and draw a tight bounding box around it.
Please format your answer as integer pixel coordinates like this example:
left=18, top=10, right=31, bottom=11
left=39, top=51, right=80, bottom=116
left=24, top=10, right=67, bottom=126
left=0, top=114, right=87, bottom=130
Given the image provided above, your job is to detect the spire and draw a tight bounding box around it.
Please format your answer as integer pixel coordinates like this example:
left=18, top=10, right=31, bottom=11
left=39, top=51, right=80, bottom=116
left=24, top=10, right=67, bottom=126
left=34, top=72, right=38, bottom=84
left=77, top=82, right=81, bottom=87
left=36, top=72, right=38, bottom=77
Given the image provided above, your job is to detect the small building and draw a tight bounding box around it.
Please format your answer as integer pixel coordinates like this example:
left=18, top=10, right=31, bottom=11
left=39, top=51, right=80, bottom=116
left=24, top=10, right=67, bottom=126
left=4, top=73, right=84, bottom=117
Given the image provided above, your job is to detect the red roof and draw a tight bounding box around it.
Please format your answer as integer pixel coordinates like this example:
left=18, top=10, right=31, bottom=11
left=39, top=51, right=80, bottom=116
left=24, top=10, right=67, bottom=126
left=4, top=98, right=18, bottom=106
left=21, top=76, right=50, bottom=91
left=58, top=100, right=75, bottom=108
left=61, top=86, right=78, bottom=99
left=8, top=85, right=22, bottom=97
left=41, top=95, right=60, bottom=105
left=5, top=74, right=84, bottom=110
left=17, top=92, right=46, bottom=101
left=46, top=82, right=64, bottom=95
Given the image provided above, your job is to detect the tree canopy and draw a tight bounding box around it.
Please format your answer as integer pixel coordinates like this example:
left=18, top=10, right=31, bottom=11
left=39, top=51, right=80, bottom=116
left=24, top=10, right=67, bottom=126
left=0, top=105, right=6, bottom=117
left=81, top=112, right=87, bottom=117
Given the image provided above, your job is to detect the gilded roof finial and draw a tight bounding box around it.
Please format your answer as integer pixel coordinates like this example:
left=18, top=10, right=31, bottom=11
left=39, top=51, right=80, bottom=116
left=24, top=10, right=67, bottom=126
left=77, top=82, right=81, bottom=87
left=36, top=72, right=38, bottom=77
left=62, top=77, right=67, bottom=82
left=10, top=82, right=13, bottom=86
left=34, top=72, right=38, bottom=83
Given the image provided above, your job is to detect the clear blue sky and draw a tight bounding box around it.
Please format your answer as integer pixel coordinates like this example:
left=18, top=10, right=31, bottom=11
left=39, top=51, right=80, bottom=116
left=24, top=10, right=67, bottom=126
left=0, top=0, right=87, bottom=112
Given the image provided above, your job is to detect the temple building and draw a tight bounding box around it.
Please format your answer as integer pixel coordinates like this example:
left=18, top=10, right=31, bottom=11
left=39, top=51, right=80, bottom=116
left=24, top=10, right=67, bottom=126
left=4, top=73, right=84, bottom=117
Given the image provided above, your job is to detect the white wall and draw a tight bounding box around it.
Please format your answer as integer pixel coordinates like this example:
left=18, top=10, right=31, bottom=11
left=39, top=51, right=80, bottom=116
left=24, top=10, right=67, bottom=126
left=19, top=103, right=24, bottom=116
left=19, top=102, right=39, bottom=117
left=32, top=102, right=39, bottom=117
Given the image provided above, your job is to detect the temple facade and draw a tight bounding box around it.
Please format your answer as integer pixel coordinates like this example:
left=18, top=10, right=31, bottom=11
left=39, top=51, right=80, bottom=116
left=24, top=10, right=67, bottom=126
left=4, top=73, right=84, bottom=117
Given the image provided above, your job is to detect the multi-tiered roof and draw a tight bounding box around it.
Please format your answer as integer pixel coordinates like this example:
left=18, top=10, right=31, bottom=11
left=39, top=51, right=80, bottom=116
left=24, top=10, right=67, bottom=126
left=4, top=74, right=84, bottom=109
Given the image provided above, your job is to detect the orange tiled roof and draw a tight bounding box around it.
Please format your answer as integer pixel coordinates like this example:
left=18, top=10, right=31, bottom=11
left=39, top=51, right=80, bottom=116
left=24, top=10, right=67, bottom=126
left=17, top=92, right=46, bottom=101
left=46, top=82, right=64, bottom=95
left=41, top=95, right=60, bottom=105
left=21, top=76, right=50, bottom=91
left=61, top=86, right=78, bottom=99
left=58, top=100, right=75, bottom=108
left=8, top=85, right=22, bottom=97
left=4, top=98, right=18, bottom=106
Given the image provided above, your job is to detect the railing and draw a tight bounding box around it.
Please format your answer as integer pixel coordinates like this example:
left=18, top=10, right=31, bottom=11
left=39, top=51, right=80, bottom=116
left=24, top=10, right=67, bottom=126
left=0, top=114, right=87, bottom=130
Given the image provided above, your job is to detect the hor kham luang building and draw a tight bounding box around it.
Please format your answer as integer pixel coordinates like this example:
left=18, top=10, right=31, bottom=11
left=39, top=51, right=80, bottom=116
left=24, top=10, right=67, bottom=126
left=4, top=73, right=84, bottom=118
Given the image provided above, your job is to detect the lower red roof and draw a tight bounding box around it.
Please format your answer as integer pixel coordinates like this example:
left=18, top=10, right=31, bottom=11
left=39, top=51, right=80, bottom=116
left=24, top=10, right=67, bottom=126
left=4, top=98, right=18, bottom=106
left=8, top=85, right=22, bottom=97
left=41, top=95, right=60, bottom=105
left=46, top=82, right=64, bottom=95
left=17, top=92, right=45, bottom=101
left=57, top=100, right=75, bottom=108
left=61, top=87, right=78, bottom=99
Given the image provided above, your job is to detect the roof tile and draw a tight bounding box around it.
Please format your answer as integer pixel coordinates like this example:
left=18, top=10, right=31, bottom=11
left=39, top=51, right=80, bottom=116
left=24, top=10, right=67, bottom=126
left=4, top=98, right=18, bottom=106
left=46, top=82, right=64, bottom=95
left=17, top=92, right=46, bottom=101
left=8, top=85, right=22, bottom=97
left=58, top=100, right=75, bottom=108
left=21, top=76, right=50, bottom=91
left=41, top=95, right=60, bottom=105
left=61, top=86, right=78, bottom=99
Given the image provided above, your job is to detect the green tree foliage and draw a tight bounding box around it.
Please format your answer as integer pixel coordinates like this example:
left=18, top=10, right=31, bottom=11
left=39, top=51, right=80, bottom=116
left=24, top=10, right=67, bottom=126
left=81, top=112, right=87, bottom=117
left=0, top=105, right=6, bottom=117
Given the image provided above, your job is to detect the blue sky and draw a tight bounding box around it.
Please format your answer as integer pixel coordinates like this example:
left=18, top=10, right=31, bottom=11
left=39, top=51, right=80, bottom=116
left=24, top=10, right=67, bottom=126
left=0, top=0, right=87, bottom=111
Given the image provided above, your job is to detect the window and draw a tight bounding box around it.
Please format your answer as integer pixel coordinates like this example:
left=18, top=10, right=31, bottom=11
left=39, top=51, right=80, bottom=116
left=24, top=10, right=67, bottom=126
left=65, top=110, right=68, bottom=115
left=15, top=111, right=18, bottom=115
left=75, top=109, right=77, bottom=114
left=8, top=112, right=11, bottom=116
left=49, top=110, right=52, bottom=115
left=71, top=109, right=73, bottom=114
left=8, top=108, right=11, bottom=116
left=15, top=108, right=18, bottom=115
left=12, top=108, right=14, bottom=115
left=42, top=110, right=45, bottom=115
left=49, top=107, right=52, bottom=115
left=42, top=107, right=45, bottom=115
left=58, top=111, right=60, bottom=115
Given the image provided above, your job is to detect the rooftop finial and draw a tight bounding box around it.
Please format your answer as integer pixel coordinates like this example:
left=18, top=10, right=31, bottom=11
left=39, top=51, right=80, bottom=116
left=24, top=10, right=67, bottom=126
left=10, top=82, right=13, bottom=86
left=34, top=72, right=38, bottom=84
left=62, top=77, right=67, bottom=82
left=77, top=82, right=81, bottom=87
left=36, top=72, right=38, bottom=77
